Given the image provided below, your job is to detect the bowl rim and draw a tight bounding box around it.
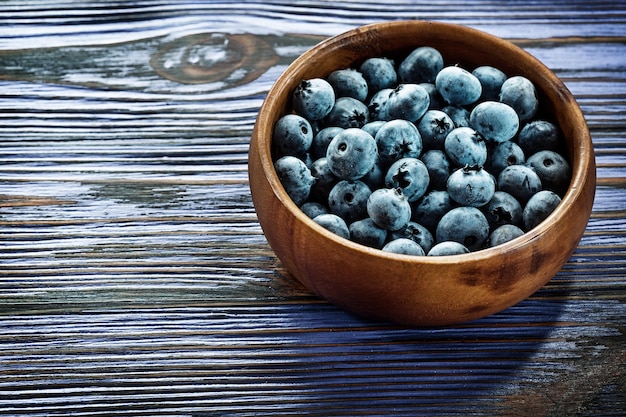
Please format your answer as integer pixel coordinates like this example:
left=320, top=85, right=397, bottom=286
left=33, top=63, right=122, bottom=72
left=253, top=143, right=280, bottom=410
left=253, top=19, right=595, bottom=265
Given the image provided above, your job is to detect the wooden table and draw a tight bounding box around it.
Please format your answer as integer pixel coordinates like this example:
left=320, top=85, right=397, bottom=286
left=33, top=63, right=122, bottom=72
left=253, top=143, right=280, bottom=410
left=1, top=1, right=624, bottom=416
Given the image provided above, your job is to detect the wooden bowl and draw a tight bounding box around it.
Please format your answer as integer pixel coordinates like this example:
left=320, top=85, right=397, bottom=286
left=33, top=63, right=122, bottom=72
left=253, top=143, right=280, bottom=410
left=248, top=20, right=596, bottom=326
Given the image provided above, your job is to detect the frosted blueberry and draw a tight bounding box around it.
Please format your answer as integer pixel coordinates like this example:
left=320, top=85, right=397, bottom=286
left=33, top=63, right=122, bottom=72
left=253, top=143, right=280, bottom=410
left=444, top=127, right=487, bottom=167
left=326, top=128, right=377, bottom=181
left=427, top=241, right=470, bottom=256
left=499, top=75, right=538, bottom=123
left=273, top=114, right=313, bottom=159
left=328, top=180, right=372, bottom=224
left=382, top=238, right=425, bottom=256
left=349, top=217, right=388, bottom=249
left=389, top=221, right=434, bottom=253
left=435, top=65, right=482, bottom=106
left=361, top=120, right=386, bottom=138
left=387, top=83, right=430, bottom=123
left=446, top=165, right=496, bottom=208
left=300, top=201, right=328, bottom=219
left=419, top=83, right=445, bottom=110
left=436, top=206, right=490, bottom=251
left=417, top=109, right=454, bottom=151
left=442, top=105, right=470, bottom=128
left=498, top=164, right=542, bottom=204
left=523, top=190, right=562, bottom=230
left=309, top=157, right=339, bottom=202
left=310, top=126, right=343, bottom=161
left=359, top=57, right=397, bottom=93
left=481, top=191, right=523, bottom=230
left=488, top=224, right=525, bottom=247
left=469, top=101, right=519, bottom=143
left=398, top=46, right=444, bottom=84
left=472, top=65, right=507, bottom=101
left=368, top=88, right=394, bottom=121
left=367, top=187, right=412, bottom=231
left=384, top=157, right=430, bottom=202
left=517, top=120, right=561, bottom=156
left=412, top=190, right=454, bottom=234
left=360, top=156, right=385, bottom=190
left=526, top=150, right=571, bottom=196
left=313, top=213, right=350, bottom=240
left=292, top=78, right=335, bottom=121
left=324, top=96, right=369, bottom=129
left=485, top=140, right=526, bottom=177
left=375, top=119, right=423, bottom=166
left=274, top=156, right=315, bottom=206
left=420, top=150, right=451, bottom=190
left=327, top=68, right=368, bottom=102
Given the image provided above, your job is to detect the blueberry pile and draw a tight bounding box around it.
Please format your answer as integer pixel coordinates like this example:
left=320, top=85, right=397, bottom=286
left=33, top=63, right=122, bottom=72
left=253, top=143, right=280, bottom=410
left=272, top=46, right=571, bottom=256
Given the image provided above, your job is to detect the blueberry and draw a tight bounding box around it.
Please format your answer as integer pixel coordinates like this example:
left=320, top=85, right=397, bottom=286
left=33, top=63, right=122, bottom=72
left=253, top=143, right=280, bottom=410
left=417, top=109, right=454, bottom=151
left=481, top=191, right=523, bottom=230
left=517, top=120, right=561, bottom=156
left=485, top=140, right=526, bottom=177
left=324, top=96, right=369, bottom=129
left=419, top=83, right=445, bottom=110
left=412, top=190, right=454, bottom=234
left=436, top=206, right=490, bottom=251
left=523, top=190, right=562, bottom=230
left=309, top=157, right=339, bottom=202
left=313, top=213, right=350, bottom=240
left=349, top=217, right=388, bottom=249
left=526, top=150, right=571, bottom=196
left=273, top=114, right=313, bottom=159
left=382, top=238, right=425, bottom=256
left=472, top=65, right=507, bottom=101
left=375, top=119, right=423, bottom=166
left=444, top=127, right=487, bottom=167
left=327, top=68, right=368, bottom=102
left=310, top=126, right=343, bottom=161
left=446, top=165, right=496, bottom=207
left=442, top=105, right=470, bottom=128
left=360, top=156, right=385, bottom=190
left=292, top=78, right=335, bottom=121
left=469, top=101, right=519, bottom=143
left=398, top=46, right=444, bottom=84
left=385, top=157, right=430, bottom=202
left=326, top=128, right=378, bottom=181
left=328, top=180, right=372, bottom=224
left=361, top=120, right=386, bottom=138
left=359, top=57, right=397, bottom=93
left=367, top=187, right=412, bottom=231
left=300, top=201, right=328, bottom=219
left=488, top=224, right=524, bottom=247
left=274, top=155, right=315, bottom=206
left=420, top=150, right=451, bottom=190
left=435, top=65, right=482, bottom=106
left=499, top=75, right=538, bottom=123
left=427, top=241, right=470, bottom=256
left=389, top=221, right=434, bottom=253
left=387, top=84, right=430, bottom=122
left=497, top=164, right=543, bottom=204
left=368, top=88, right=394, bottom=121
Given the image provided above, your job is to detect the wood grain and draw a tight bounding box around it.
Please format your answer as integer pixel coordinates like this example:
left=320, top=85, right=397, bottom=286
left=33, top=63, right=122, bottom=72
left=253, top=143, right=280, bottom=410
left=1, top=1, right=625, bottom=416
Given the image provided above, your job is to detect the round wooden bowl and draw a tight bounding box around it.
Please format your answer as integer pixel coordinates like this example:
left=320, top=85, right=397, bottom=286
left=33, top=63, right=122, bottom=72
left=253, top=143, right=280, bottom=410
left=248, top=20, right=596, bottom=326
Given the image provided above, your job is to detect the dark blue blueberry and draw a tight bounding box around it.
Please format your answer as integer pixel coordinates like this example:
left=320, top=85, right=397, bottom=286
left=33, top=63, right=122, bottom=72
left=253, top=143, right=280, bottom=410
left=485, top=140, right=526, bottom=177
left=273, top=114, right=313, bottom=159
left=427, top=241, right=470, bottom=256
left=526, top=150, right=571, bottom=196
left=375, top=119, right=423, bottom=166
left=326, top=128, right=378, bottom=181
left=359, top=57, right=397, bottom=93
left=444, top=127, right=487, bottom=167
left=469, top=101, right=519, bottom=143
left=435, top=65, right=482, bottom=106
left=446, top=165, right=496, bottom=207
left=324, top=96, right=369, bottom=129
left=292, top=78, right=335, bottom=121
left=309, top=157, right=339, bottom=202
left=385, top=157, right=430, bottom=202
left=436, top=206, right=490, bottom=251
left=360, top=156, right=386, bottom=190
left=361, top=120, right=386, bottom=138
left=274, top=155, right=315, bottom=206
left=349, top=217, right=388, bottom=249
left=523, top=190, right=562, bottom=230
left=310, top=126, right=343, bottom=161
left=420, top=150, right=451, bottom=190
left=382, top=238, right=425, bottom=256
left=497, top=164, right=542, bottom=204
left=488, top=224, right=524, bottom=247
left=389, top=221, right=434, bottom=253
left=517, top=120, right=561, bottom=156
left=367, top=187, right=412, bottom=231
left=472, top=65, right=507, bottom=101
left=419, top=83, right=445, bottom=110
left=368, top=88, right=394, bottom=121
left=327, top=68, right=368, bottom=102
left=387, top=83, right=430, bottom=123
left=499, top=75, right=538, bottom=123
left=313, top=213, right=350, bottom=240
left=481, top=191, right=523, bottom=230
left=442, top=105, right=470, bottom=128
left=398, top=46, right=444, bottom=84
left=300, top=201, right=328, bottom=219
left=412, top=190, right=454, bottom=234
left=328, top=180, right=372, bottom=224
left=417, top=109, right=454, bottom=151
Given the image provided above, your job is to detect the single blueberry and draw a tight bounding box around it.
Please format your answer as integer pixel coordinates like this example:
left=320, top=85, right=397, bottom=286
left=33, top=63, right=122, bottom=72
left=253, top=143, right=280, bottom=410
left=375, top=119, right=423, bottom=167
left=412, top=190, right=455, bottom=234
left=292, top=78, right=335, bottom=121
left=435, top=65, right=482, bottom=106
left=382, top=238, right=425, bottom=256
left=419, top=83, right=445, bottom=110
left=523, top=190, right=562, bottom=230
left=349, top=217, right=388, bottom=249
left=368, top=88, right=394, bottom=121
left=274, top=155, right=315, bottom=206
left=442, top=105, right=470, bottom=128
left=517, top=120, right=561, bottom=156
left=310, top=126, right=343, bottom=161
left=327, top=68, right=368, bottom=102
left=328, top=180, right=372, bottom=224
left=472, top=66, right=507, bottom=101
left=526, top=150, right=571, bottom=196
left=481, top=191, right=523, bottom=230
left=361, top=120, right=387, bottom=138
left=309, top=157, right=339, bottom=202
left=324, top=96, right=369, bottom=129
left=420, top=150, right=451, bottom=190
left=313, top=213, right=350, bottom=240
left=387, top=83, right=430, bottom=123
left=367, top=187, right=412, bottom=231
left=389, top=221, right=434, bottom=253
left=427, top=241, right=470, bottom=256
left=469, top=101, right=519, bottom=143
left=300, top=201, right=328, bottom=219
left=498, top=164, right=543, bottom=204
left=488, top=224, right=525, bottom=247
left=360, top=156, right=386, bottom=190
left=326, top=128, right=378, bottom=181
left=385, top=157, right=430, bottom=202
left=417, top=109, right=454, bottom=151
left=359, top=57, right=397, bottom=93
left=446, top=165, right=496, bottom=207
left=485, top=140, right=526, bottom=177
left=444, top=127, right=487, bottom=167
left=273, top=114, right=313, bottom=159
left=499, top=75, right=538, bottom=123
left=398, top=46, right=444, bottom=84
left=436, top=206, right=490, bottom=251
